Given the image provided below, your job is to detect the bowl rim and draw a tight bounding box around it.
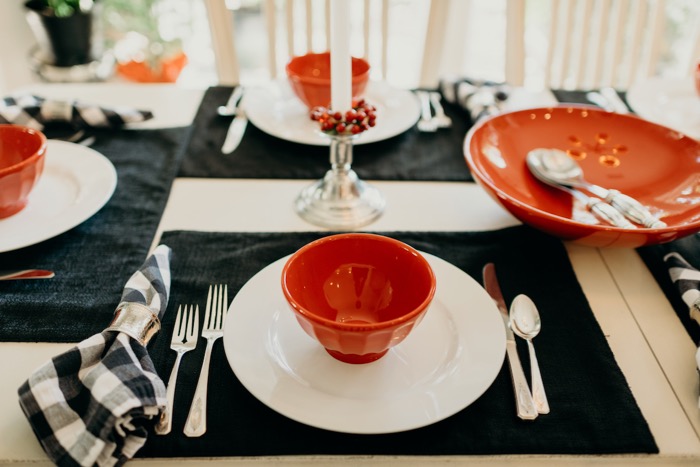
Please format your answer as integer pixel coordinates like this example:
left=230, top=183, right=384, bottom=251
left=0, top=124, right=47, bottom=177
left=463, top=104, right=700, bottom=234
left=285, top=51, right=371, bottom=86
left=281, top=232, right=436, bottom=331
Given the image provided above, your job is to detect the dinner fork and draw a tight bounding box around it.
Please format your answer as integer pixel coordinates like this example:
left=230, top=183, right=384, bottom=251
left=155, top=304, right=200, bottom=435
left=184, top=284, right=229, bottom=437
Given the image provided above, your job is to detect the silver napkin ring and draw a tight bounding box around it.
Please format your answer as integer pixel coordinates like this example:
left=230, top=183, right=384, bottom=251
left=106, top=302, right=161, bottom=345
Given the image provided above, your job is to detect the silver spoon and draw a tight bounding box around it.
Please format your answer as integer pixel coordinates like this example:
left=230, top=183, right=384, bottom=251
left=510, top=294, right=549, bottom=414
left=526, top=150, right=637, bottom=229
left=217, top=86, right=244, bottom=117
left=527, top=148, right=666, bottom=228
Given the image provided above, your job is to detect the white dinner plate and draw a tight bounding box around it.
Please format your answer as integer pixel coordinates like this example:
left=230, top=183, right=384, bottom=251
left=223, top=252, right=506, bottom=434
left=0, top=140, right=117, bottom=253
left=627, top=76, right=700, bottom=140
left=242, top=80, right=421, bottom=146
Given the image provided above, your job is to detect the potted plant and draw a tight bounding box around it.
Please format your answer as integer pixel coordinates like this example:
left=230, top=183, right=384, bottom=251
left=24, top=0, right=99, bottom=67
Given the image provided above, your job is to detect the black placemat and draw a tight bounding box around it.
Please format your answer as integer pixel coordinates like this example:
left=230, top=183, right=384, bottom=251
left=178, top=86, right=473, bottom=181
left=638, top=236, right=700, bottom=344
left=0, top=127, right=190, bottom=342
left=138, top=226, right=656, bottom=457
left=552, top=89, right=631, bottom=109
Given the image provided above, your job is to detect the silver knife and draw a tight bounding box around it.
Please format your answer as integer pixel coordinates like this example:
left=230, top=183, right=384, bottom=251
left=0, top=269, right=55, bottom=280
left=482, top=262, right=538, bottom=420
left=221, top=93, right=247, bottom=154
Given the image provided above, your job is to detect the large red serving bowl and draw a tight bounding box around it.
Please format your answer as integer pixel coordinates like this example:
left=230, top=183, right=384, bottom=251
left=281, top=233, right=436, bottom=364
left=0, top=124, right=47, bottom=218
left=465, top=105, right=700, bottom=248
left=285, top=52, right=370, bottom=109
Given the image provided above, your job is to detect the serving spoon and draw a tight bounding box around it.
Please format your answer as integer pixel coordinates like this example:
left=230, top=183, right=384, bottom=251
left=527, top=148, right=666, bottom=228
left=510, top=294, right=549, bottom=414
left=526, top=150, right=637, bottom=229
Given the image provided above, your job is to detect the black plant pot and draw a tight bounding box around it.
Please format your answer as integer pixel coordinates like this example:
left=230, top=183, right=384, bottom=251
left=24, top=0, right=96, bottom=67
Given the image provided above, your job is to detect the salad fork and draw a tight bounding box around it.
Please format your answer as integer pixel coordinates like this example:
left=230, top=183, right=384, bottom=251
left=155, top=304, right=199, bottom=435
left=184, top=284, right=229, bottom=437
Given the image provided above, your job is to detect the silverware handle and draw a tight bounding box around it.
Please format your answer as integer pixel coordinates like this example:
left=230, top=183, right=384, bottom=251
left=429, top=91, right=447, bottom=118
left=184, top=338, right=214, bottom=437
left=418, top=91, right=432, bottom=122
left=527, top=340, right=550, bottom=414
left=505, top=342, right=538, bottom=420
left=586, top=197, right=636, bottom=229
left=155, top=351, right=184, bottom=435
left=604, top=189, right=667, bottom=228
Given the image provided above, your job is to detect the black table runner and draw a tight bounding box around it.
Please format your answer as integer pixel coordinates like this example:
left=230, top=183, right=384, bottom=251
left=0, top=127, right=189, bottom=342
left=178, top=86, right=473, bottom=181
left=138, top=226, right=656, bottom=457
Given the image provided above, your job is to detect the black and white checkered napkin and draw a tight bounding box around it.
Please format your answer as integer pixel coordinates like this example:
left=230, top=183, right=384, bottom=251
left=0, top=93, right=153, bottom=130
left=665, top=251, right=700, bottom=407
left=18, top=245, right=172, bottom=466
left=439, top=76, right=511, bottom=122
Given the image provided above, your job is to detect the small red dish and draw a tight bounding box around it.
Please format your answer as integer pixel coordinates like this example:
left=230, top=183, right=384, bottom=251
left=285, top=52, right=370, bottom=109
left=281, top=233, right=436, bottom=364
left=465, top=105, right=700, bottom=248
left=0, top=124, right=47, bottom=218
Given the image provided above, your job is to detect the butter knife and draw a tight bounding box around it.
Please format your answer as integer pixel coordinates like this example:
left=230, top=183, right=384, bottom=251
left=0, top=269, right=55, bottom=280
left=482, top=263, right=538, bottom=420
left=221, top=92, right=247, bottom=154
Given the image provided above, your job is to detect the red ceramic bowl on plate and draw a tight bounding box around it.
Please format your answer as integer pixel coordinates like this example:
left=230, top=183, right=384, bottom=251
left=465, top=105, right=700, bottom=248
left=285, top=52, right=370, bottom=109
left=281, top=233, right=436, bottom=364
left=0, top=124, right=47, bottom=218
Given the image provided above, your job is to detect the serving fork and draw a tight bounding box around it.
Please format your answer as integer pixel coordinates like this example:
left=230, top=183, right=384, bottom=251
left=155, top=304, right=200, bottom=435
left=184, top=284, right=229, bottom=437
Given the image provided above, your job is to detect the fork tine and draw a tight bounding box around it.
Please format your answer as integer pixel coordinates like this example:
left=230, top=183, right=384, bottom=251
left=203, top=284, right=213, bottom=330
left=173, top=305, right=183, bottom=340
left=191, top=305, right=200, bottom=339
left=222, top=284, right=228, bottom=322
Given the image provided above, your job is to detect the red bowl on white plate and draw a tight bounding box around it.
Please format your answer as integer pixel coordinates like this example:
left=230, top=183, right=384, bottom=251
left=0, top=124, right=47, bottom=218
left=464, top=105, right=700, bottom=248
left=281, top=233, right=436, bottom=364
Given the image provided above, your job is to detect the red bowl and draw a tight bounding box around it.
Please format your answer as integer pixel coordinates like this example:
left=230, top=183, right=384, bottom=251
left=281, top=233, right=436, bottom=364
left=465, top=105, right=700, bottom=248
left=0, top=124, right=47, bottom=218
left=285, top=52, right=370, bottom=109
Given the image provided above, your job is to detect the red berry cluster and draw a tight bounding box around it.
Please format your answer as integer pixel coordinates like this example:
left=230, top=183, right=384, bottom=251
left=310, top=99, right=377, bottom=136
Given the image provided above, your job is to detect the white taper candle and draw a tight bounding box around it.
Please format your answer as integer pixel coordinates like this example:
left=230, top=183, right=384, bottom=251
left=330, top=0, right=352, bottom=111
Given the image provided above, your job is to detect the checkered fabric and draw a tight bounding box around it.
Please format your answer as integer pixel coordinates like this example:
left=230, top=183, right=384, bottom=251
left=0, top=94, right=153, bottom=130
left=438, top=76, right=511, bottom=123
left=665, top=251, right=700, bottom=407
left=18, top=245, right=171, bottom=467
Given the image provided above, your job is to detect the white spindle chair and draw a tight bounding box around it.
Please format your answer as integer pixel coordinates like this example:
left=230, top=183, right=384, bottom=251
left=506, top=0, right=700, bottom=90
left=204, top=0, right=450, bottom=88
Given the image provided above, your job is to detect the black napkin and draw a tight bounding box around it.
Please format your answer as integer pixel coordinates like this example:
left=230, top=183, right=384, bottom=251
left=18, top=245, right=171, bottom=467
left=177, top=86, right=473, bottom=182
left=439, top=76, right=511, bottom=123
left=0, top=127, right=189, bottom=342
left=137, top=227, right=656, bottom=457
left=0, top=94, right=153, bottom=132
left=637, top=236, right=700, bottom=345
